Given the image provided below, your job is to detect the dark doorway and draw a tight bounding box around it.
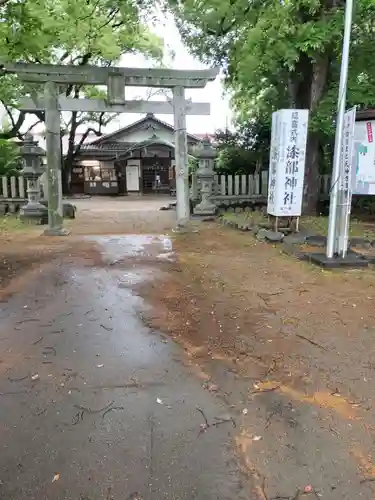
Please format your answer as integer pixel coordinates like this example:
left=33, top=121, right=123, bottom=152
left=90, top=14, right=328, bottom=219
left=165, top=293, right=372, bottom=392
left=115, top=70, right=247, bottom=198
left=142, top=158, right=171, bottom=193
left=115, top=161, right=127, bottom=195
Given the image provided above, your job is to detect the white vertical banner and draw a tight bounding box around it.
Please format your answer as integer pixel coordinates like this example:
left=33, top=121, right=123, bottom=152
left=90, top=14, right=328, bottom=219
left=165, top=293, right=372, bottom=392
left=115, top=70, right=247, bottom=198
left=267, top=110, right=280, bottom=214
left=337, top=106, right=356, bottom=256
left=267, top=109, right=309, bottom=217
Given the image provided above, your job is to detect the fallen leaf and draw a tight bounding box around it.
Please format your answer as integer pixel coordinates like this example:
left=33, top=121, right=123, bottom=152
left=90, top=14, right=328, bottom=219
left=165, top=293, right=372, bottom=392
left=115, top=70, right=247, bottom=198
left=208, top=384, right=218, bottom=392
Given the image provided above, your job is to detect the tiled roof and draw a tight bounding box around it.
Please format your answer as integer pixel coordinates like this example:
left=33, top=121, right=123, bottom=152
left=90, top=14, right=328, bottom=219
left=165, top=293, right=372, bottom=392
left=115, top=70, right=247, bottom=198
left=87, top=113, right=201, bottom=145
left=80, top=142, right=134, bottom=151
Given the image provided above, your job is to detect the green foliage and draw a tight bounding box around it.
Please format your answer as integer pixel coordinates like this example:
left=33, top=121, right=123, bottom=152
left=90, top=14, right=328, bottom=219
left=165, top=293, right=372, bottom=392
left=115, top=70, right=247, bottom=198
left=176, top=0, right=375, bottom=129
left=0, top=0, right=164, bottom=144
left=188, top=156, right=199, bottom=172
left=215, top=121, right=271, bottom=174
left=0, top=0, right=164, bottom=191
left=169, top=0, right=375, bottom=210
left=0, top=139, right=21, bottom=175
left=0, top=0, right=163, bottom=104
left=0, top=0, right=163, bottom=65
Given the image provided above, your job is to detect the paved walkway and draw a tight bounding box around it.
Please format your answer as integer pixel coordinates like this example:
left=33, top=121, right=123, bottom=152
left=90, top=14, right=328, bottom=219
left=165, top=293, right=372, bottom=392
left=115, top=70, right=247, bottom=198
left=0, top=235, right=247, bottom=500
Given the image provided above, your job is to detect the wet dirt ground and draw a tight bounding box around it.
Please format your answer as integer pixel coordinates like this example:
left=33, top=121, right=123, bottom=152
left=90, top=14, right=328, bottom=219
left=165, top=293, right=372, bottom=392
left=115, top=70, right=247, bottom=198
left=141, top=224, right=375, bottom=500
left=0, top=233, right=247, bottom=500
left=3, top=199, right=375, bottom=500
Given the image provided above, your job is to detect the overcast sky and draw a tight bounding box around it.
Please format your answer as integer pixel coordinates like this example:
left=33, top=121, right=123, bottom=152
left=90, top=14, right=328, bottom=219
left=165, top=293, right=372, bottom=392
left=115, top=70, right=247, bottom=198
left=110, top=15, right=233, bottom=135
left=2, top=14, right=233, bottom=149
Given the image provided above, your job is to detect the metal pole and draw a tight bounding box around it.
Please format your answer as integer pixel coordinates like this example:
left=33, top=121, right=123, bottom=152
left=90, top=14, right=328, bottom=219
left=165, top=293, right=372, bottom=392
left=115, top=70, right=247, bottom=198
left=326, top=0, right=354, bottom=258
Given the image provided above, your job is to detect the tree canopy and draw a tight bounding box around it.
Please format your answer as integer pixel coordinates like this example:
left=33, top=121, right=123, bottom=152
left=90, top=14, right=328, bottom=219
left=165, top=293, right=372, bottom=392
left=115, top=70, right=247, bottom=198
left=168, top=0, right=375, bottom=211
left=215, top=120, right=271, bottom=175
left=0, top=0, right=163, bottom=190
left=0, top=139, right=21, bottom=175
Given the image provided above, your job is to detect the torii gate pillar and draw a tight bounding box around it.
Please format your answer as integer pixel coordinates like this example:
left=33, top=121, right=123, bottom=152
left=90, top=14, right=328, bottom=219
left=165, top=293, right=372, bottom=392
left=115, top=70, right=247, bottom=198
left=173, top=86, right=190, bottom=225
left=43, top=81, right=67, bottom=235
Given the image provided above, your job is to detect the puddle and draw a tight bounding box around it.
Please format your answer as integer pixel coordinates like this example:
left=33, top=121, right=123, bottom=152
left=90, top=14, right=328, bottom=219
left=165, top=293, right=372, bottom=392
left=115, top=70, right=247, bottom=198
left=156, top=251, right=175, bottom=262
left=78, top=235, right=175, bottom=363
left=0, top=235, right=177, bottom=368
left=86, top=234, right=175, bottom=265
left=118, top=269, right=157, bottom=287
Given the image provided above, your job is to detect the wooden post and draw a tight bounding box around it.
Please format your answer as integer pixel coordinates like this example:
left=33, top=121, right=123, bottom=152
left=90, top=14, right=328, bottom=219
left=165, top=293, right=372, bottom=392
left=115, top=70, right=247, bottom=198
left=220, top=175, right=226, bottom=195
left=248, top=174, right=254, bottom=195
left=261, top=170, right=268, bottom=196
left=241, top=174, right=246, bottom=195
left=228, top=175, right=233, bottom=196
left=173, top=86, right=190, bottom=226
left=234, top=175, right=240, bottom=195
left=43, top=81, right=68, bottom=235
left=2, top=176, right=8, bottom=197
left=10, top=176, right=16, bottom=198
left=18, top=176, right=26, bottom=198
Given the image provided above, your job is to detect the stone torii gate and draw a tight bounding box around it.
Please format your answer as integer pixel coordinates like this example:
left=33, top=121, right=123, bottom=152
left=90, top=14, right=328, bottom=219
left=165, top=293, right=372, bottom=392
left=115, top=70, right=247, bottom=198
left=2, top=63, right=218, bottom=235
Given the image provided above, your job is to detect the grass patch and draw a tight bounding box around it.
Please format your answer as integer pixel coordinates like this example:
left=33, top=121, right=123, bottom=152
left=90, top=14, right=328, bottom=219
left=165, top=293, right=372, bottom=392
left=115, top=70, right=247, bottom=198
left=299, top=216, right=375, bottom=239
left=0, top=214, right=33, bottom=233
left=221, top=210, right=265, bottom=225
left=221, top=210, right=375, bottom=239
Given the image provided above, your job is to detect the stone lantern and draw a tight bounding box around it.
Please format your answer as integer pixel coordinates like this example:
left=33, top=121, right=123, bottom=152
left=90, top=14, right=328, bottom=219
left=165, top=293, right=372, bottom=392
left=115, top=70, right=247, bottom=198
left=19, top=133, right=48, bottom=223
left=192, top=137, right=217, bottom=216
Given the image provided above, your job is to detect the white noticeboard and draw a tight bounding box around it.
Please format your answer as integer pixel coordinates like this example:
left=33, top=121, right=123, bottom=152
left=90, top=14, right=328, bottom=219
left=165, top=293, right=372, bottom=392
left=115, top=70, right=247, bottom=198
left=339, top=107, right=356, bottom=195
left=336, top=107, right=356, bottom=255
left=267, top=109, right=309, bottom=217
left=353, top=119, right=375, bottom=195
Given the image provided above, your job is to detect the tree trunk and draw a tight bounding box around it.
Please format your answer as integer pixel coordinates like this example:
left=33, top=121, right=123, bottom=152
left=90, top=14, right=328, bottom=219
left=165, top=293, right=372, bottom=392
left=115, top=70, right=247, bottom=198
left=304, top=55, right=330, bottom=213
left=63, top=110, right=79, bottom=195
left=303, top=131, right=321, bottom=213
left=288, top=53, right=330, bottom=213
left=62, top=159, right=71, bottom=195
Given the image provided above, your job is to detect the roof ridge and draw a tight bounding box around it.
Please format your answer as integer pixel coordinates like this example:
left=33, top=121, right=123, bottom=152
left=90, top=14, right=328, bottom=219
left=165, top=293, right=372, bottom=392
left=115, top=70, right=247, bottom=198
left=87, top=114, right=201, bottom=145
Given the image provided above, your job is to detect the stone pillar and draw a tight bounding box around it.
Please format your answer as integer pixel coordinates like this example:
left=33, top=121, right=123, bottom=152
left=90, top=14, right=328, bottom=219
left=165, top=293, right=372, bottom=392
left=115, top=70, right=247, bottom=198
left=19, top=134, right=48, bottom=223
left=173, top=86, right=190, bottom=226
left=43, top=80, right=69, bottom=235
left=193, top=138, right=217, bottom=216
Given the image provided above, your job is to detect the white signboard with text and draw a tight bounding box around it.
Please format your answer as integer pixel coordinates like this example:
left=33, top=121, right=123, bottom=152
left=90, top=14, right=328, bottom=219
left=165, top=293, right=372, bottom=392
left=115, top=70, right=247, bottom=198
left=336, top=107, right=356, bottom=254
left=267, top=109, right=309, bottom=216
left=353, top=119, right=375, bottom=195
left=339, top=107, right=356, bottom=196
